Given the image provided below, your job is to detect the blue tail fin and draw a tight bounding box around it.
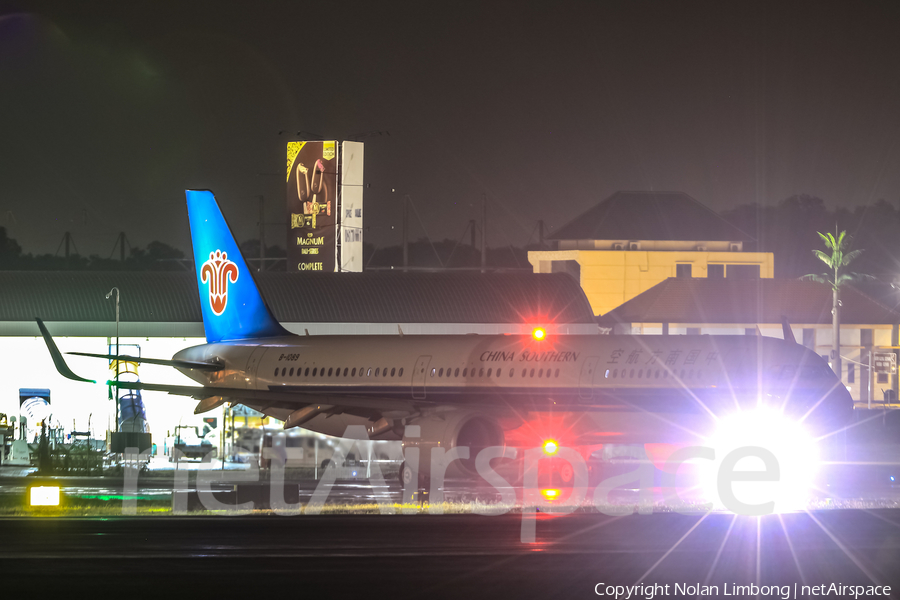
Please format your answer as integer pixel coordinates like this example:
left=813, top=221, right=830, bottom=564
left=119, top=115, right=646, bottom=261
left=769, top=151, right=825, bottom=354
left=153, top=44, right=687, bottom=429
left=186, top=190, right=288, bottom=343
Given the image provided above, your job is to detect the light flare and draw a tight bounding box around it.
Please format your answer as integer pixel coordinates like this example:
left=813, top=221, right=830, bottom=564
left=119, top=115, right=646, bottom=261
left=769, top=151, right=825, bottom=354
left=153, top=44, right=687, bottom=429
left=701, top=409, right=818, bottom=513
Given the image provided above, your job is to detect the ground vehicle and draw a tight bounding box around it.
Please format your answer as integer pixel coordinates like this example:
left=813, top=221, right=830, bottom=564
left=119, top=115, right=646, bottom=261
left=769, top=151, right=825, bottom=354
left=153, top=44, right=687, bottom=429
left=168, top=425, right=216, bottom=462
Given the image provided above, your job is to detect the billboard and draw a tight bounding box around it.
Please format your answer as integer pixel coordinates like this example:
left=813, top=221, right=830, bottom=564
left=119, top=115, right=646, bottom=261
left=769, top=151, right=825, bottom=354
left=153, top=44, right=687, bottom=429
left=339, top=141, right=364, bottom=272
left=286, top=141, right=338, bottom=272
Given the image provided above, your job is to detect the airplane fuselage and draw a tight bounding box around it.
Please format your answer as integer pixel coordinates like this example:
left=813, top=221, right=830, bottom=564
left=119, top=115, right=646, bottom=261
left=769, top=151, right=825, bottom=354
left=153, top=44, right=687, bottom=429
left=174, top=332, right=851, bottom=445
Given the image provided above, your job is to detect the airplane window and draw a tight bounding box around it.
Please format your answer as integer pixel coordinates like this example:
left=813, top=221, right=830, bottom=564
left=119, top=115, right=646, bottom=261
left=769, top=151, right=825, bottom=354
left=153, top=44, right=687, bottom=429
left=487, top=368, right=492, bottom=377
left=274, top=368, right=279, bottom=377
left=613, top=369, right=617, bottom=378
left=398, top=368, right=404, bottom=377
left=431, top=368, right=435, bottom=377
left=530, top=368, right=535, bottom=377
left=383, top=367, right=388, bottom=376
left=328, top=368, right=333, bottom=376
left=344, top=368, right=349, bottom=376
left=463, top=368, right=468, bottom=376
left=555, top=369, right=560, bottom=377
left=351, top=368, right=356, bottom=376
left=638, top=369, right=643, bottom=378
left=367, top=368, right=372, bottom=376
left=289, top=368, right=294, bottom=376
left=439, top=368, right=444, bottom=377
left=496, top=369, right=501, bottom=377
left=654, top=370, right=659, bottom=378
left=375, top=368, right=380, bottom=377
left=630, top=369, right=635, bottom=378
left=522, top=369, right=527, bottom=377
left=479, top=368, right=485, bottom=377
left=605, top=369, right=609, bottom=378
left=455, top=368, right=460, bottom=377
left=538, top=369, right=543, bottom=378
left=391, top=368, right=396, bottom=377
left=509, top=368, right=514, bottom=377
left=312, top=367, right=317, bottom=376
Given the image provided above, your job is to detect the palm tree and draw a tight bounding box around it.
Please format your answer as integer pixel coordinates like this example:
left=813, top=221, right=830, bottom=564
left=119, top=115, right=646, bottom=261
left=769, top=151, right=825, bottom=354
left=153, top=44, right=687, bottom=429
left=801, top=230, right=865, bottom=379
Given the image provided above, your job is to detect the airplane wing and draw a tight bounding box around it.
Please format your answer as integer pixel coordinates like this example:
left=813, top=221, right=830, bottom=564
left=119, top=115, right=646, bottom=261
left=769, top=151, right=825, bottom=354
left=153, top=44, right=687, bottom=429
left=112, top=380, right=412, bottom=412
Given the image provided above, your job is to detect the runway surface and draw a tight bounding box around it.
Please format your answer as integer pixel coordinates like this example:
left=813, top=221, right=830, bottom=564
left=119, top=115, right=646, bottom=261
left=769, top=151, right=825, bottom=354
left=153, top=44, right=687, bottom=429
left=3, top=511, right=900, bottom=597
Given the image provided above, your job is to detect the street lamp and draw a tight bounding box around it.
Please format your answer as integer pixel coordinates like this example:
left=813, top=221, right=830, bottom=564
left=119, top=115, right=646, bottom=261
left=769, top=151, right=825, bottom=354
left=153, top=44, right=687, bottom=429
left=106, top=287, right=120, bottom=433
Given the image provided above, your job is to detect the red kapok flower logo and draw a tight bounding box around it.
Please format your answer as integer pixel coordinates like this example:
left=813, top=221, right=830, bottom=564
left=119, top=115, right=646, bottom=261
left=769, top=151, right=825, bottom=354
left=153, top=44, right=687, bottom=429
left=200, top=250, right=239, bottom=316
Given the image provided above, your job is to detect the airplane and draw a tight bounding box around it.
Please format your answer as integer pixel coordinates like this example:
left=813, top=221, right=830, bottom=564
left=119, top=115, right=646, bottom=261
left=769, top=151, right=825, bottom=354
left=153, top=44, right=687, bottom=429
left=37, top=189, right=853, bottom=488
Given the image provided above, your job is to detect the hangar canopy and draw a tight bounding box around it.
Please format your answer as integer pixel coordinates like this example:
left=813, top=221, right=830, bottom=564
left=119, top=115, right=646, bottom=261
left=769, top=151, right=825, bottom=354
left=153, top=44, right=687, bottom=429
left=0, top=271, right=597, bottom=337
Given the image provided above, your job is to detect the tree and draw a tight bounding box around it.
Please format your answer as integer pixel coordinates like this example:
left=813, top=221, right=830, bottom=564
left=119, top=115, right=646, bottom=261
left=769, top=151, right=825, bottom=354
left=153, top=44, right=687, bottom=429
left=801, top=230, right=866, bottom=379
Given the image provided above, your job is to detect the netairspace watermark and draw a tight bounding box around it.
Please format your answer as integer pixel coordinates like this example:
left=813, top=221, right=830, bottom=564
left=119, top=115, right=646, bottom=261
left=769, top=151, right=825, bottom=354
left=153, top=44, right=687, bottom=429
left=594, top=582, right=893, bottom=599
left=122, top=424, right=820, bottom=542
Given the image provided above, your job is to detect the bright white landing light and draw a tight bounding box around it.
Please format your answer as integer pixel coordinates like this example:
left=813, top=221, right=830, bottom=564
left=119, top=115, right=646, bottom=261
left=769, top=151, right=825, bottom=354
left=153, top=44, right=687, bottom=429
left=702, top=409, right=818, bottom=513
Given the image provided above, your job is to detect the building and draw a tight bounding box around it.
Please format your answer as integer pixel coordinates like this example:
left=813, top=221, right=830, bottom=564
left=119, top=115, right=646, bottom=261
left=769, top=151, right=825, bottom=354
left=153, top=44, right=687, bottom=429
left=598, top=277, right=900, bottom=404
left=528, top=191, right=774, bottom=316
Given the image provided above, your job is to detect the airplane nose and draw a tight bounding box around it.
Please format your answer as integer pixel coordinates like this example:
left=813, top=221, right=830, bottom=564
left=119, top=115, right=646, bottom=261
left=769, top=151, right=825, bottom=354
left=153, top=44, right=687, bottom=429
left=804, top=384, right=854, bottom=435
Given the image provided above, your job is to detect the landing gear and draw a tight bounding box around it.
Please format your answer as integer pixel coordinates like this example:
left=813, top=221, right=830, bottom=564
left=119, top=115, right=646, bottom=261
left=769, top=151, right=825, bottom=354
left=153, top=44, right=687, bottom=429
left=399, top=461, right=430, bottom=503
left=399, top=461, right=419, bottom=487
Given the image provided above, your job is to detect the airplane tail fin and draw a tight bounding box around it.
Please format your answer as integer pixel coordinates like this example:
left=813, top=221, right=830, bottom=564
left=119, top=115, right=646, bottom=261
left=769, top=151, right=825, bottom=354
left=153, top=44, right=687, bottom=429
left=185, top=190, right=289, bottom=343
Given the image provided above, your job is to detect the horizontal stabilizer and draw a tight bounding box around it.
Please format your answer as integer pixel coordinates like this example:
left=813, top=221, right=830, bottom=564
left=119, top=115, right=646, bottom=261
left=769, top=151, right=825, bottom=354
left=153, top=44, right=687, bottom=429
left=68, top=352, right=223, bottom=372
left=35, top=318, right=95, bottom=383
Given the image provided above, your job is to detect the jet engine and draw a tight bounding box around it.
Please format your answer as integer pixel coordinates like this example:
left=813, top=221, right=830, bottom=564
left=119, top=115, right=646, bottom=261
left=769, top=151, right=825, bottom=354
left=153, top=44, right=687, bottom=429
left=401, top=410, right=505, bottom=480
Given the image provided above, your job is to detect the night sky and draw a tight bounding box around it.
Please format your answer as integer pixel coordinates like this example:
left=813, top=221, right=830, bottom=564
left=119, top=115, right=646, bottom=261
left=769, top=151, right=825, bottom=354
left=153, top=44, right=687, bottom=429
left=3, top=0, right=900, bottom=258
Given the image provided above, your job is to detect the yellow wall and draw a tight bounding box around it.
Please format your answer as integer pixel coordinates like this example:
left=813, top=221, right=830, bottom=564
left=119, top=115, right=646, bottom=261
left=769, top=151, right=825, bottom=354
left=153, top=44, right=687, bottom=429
left=528, top=249, right=774, bottom=316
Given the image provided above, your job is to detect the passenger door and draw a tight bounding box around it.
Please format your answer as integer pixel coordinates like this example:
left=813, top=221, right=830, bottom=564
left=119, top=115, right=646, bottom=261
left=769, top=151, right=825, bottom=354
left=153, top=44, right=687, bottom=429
left=579, top=356, right=600, bottom=400
left=412, top=355, right=431, bottom=399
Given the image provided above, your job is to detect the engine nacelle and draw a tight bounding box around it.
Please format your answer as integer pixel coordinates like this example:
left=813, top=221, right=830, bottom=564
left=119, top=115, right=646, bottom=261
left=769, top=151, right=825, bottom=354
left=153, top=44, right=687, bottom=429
left=402, top=410, right=505, bottom=479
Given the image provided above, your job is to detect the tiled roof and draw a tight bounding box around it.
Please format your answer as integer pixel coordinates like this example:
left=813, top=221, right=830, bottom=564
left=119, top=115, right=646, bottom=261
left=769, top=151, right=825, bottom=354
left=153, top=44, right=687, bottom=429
left=597, top=278, right=900, bottom=326
left=0, top=271, right=596, bottom=325
left=550, top=191, right=754, bottom=242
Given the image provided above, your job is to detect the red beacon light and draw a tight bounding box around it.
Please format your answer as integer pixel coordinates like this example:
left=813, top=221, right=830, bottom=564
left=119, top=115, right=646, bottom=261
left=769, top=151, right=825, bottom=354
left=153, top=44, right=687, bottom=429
left=542, top=439, right=559, bottom=456
left=531, top=326, right=547, bottom=341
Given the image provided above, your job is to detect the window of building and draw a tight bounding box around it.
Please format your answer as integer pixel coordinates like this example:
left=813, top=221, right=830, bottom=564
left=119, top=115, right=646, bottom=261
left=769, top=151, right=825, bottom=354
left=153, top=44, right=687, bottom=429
left=551, top=260, right=580, bottom=282
left=877, top=373, right=889, bottom=384
left=676, top=264, right=692, bottom=278
left=847, top=364, right=855, bottom=384
left=728, top=264, right=760, bottom=279
left=707, top=264, right=725, bottom=278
